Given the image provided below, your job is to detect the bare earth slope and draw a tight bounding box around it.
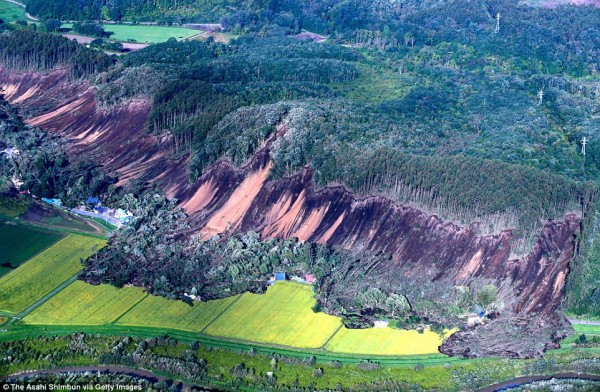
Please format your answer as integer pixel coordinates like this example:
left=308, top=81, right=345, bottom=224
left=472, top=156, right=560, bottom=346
left=0, top=68, right=581, bottom=357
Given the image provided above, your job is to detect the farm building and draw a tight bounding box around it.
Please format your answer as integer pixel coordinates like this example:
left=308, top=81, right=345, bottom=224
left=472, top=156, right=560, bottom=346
left=41, top=198, right=62, bottom=207
left=275, top=272, right=286, bottom=281
left=86, top=197, right=100, bottom=206
left=374, top=320, right=389, bottom=328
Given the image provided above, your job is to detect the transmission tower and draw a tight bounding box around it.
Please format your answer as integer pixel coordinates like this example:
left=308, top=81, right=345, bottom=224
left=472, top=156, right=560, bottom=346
left=581, top=136, right=588, bottom=156
left=495, top=13, right=501, bottom=33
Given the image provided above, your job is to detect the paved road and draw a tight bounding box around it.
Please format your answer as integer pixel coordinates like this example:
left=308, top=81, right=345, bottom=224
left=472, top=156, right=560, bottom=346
left=70, top=208, right=121, bottom=227
left=569, top=318, right=600, bottom=326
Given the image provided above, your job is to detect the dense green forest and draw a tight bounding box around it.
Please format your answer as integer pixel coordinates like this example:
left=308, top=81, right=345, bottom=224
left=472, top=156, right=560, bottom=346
left=2, top=0, right=600, bottom=319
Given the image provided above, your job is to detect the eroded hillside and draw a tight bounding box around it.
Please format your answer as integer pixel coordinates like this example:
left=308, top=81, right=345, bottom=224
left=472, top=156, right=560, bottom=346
left=1, top=66, right=591, bottom=357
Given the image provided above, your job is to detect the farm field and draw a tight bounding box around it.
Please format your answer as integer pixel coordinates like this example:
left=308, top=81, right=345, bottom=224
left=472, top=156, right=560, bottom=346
left=0, top=0, right=25, bottom=23
left=23, top=281, right=146, bottom=325
left=325, top=326, right=454, bottom=356
left=0, top=222, right=64, bottom=277
left=572, top=323, right=600, bottom=335
left=204, top=282, right=342, bottom=348
left=117, top=292, right=238, bottom=332
left=0, top=235, right=105, bottom=314
left=103, top=24, right=197, bottom=43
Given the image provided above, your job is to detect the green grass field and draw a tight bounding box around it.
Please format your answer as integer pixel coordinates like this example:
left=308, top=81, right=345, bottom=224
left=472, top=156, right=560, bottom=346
left=572, top=323, right=600, bottom=335
left=117, top=292, right=238, bottom=332
left=0, top=235, right=105, bottom=314
left=0, top=0, right=26, bottom=23
left=325, top=326, right=454, bottom=355
left=103, top=24, right=197, bottom=43
left=0, top=222, right=64, bottom=277
left=23, top=281, right=146, bottom=325
left=205, top=282, right=342, bottom=348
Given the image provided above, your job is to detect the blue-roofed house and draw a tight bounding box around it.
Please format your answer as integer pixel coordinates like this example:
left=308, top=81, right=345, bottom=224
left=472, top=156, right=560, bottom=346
left=86, top=197, right=100, bottom=206
left=42, top=198, right=62, bottom=207
left=274, top=272, right=286, bottom=281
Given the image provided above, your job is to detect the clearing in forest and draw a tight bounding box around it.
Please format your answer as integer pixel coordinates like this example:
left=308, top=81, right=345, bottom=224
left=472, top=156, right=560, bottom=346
left=116, top=292, right=238, bottom=332
left=0, top=0, right=25, bottom=23
left=23, top=281, right=146, bottom=325
left=325, top=325, right=455, bottom=356
left=103, top=24, right=197, bottom=43
left=0, top=222, right=64, bottom=277
left=204, top=282, right=342, bottom=348
left=0, top=235, right=105, bottom=314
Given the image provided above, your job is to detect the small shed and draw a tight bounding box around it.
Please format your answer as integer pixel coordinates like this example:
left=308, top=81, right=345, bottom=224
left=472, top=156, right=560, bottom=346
left=374, top=320, right=389, bottom=328
left=274, top=272, right=286, bottom=281
left=305, top=274, right=315, bottom=283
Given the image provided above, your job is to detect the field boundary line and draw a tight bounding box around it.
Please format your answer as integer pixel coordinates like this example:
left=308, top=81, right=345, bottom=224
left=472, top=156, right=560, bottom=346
left=14, top=274, right=80, bottom=323
left=199, top=294, right=244, bottom=334
left=111, top=293, right=150, bottom=325
left=0, top=227, right=65, bottom=276
left=320, top=323, right=344, bottom=350
left=0, top=235, right=75, bottom=284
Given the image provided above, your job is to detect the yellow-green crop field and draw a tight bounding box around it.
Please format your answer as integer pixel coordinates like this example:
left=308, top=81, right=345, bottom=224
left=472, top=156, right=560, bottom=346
left=116, top=292, right=238, bottom=332
left=325, top=326, right=455, bottom=356
left=0, top=235, right=105, bottom=314
left=23, top=281, right=146, bottom=325
left=204, top=282, right=342, bottom=348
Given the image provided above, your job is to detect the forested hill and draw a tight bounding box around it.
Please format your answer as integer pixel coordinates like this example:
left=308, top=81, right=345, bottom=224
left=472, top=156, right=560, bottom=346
left=2, top=0, right=600, bottom=355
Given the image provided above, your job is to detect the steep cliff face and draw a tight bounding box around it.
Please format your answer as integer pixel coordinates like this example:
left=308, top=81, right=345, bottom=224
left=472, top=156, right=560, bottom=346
left=1, top=69, right=582, bottom=357
left=0, top=68, right=190, bottom=196
left=184, top=150, right=580, bottom=317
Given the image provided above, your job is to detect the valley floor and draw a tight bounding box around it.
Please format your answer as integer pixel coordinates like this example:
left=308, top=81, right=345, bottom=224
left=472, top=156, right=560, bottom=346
left=1, top=205, right=600, bottom=390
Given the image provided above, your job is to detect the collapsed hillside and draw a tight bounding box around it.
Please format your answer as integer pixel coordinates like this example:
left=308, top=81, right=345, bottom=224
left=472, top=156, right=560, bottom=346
left=2, top=11, right=600, bottom=356
left=1, top=66, right=593, bottom=357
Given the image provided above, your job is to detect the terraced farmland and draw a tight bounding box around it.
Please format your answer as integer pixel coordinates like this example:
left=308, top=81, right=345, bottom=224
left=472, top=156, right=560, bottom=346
left=23, top=281, right=147, bottom=325
left=0, top=235, right=105, bottom=314
left=205, top=282, right=342, bottom=348
left=117, top=293, right=239, bottom=332
left=0, top=222, right=64, bottom=277
left=325, top=326, right=454, bottom=356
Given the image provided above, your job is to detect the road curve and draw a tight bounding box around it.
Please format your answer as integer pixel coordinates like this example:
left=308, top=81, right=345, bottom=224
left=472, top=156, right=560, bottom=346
left=2, top=0, right=38, bottom=21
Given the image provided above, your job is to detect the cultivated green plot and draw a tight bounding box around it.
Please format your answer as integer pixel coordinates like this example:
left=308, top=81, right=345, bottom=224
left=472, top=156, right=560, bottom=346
left=0, top=222, right=64, bottom=277
left=0, top=235, right=105, bottom=314
left=325, top=326, right=455, bottom=356
left=572, top=323, right=600, bottom=336
left=205, top=282, right=342, bottom=348
left=117, top=293, right=238, bottom=332
left=0, top=0, right=26, bottom=23
left=23, top=281, right=146, bottom=325
left=103, top=24, right=197, bottom=43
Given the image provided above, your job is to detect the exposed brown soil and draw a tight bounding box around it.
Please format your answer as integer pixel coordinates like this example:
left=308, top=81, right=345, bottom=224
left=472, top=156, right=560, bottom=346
left=0, top=68, right=584, bottom=357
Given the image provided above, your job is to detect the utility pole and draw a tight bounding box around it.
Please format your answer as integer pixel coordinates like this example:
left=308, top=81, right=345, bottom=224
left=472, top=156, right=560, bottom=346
left=581, top=136, right=587, bottom=156
left=538, top=89, right=544, bottom=105
left=495, top=13, right=501, bottom=34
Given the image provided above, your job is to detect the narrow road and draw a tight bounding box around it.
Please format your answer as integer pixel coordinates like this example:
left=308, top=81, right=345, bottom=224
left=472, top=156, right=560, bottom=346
left=2, top=0, right=38, bottom=21
left=568, top=318, right=600, bottom=326
left=10, top=274, right=79, bottom=324
left=70, top=208, right=121, bottom=227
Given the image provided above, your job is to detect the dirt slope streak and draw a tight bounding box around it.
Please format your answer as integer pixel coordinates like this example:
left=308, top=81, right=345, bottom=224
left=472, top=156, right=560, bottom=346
left=0, top=68, right=190, bottom=195
left=1, top=68, right=582, bottom=357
